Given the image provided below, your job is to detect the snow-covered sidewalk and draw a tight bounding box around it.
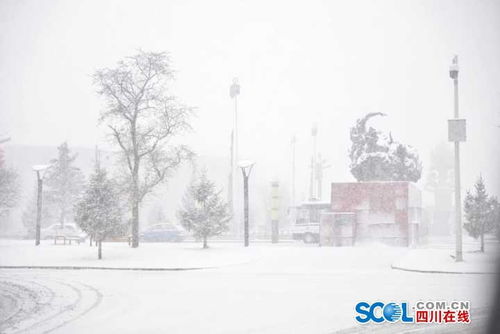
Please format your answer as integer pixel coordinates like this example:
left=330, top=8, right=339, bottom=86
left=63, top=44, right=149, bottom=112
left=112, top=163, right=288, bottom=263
left=0, top=240, right=262, bottom=270
left=392, top=239, right=500, bottom=274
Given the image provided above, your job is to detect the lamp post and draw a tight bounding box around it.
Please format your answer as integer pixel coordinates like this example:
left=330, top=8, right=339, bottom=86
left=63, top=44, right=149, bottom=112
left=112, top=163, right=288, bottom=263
left=309, top=124, right=318, bottom=200
left=449, top=55, right=465, bottom=262
left=230, top=78, right=240, bottom=236
left=239, top=160, right=254, bottom=247
left=290, top=135, right=296, bottom=206
left=32, top=164, right=51, bottom=246
left=271, top=181, right=280, bottom=243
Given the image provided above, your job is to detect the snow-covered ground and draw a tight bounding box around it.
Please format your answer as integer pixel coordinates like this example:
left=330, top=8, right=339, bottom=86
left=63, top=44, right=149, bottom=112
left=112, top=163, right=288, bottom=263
left=393, top=236, right=500, bottom=274
left=0, top=240, right=262, bottom=269
left=0, top=241, right=496, bottom=333
left=393, top=248, right=499, bottom=274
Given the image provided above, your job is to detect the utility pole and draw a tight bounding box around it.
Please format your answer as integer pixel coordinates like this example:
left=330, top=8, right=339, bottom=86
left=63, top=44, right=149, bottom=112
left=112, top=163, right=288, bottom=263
left=315, top=153, right=330, bottom=200
left=310, top=124, right=318, bottom=200
left=228, top=131, right=234, bottom=234
left=449, top=55, right=466, bottom=262
left=309, top=157, right=314, bottom=200
left=291, top=135, right=296, bottom=206
left=230, top=78, right=240, bottom=237
left=271, top=181, right=280, bottom=243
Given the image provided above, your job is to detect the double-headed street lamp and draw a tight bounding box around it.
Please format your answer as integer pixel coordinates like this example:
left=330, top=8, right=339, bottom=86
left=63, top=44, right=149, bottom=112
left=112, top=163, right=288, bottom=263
left=239, top=160, right=254, bottom=247
left=32, top=164, right=51, bottom=246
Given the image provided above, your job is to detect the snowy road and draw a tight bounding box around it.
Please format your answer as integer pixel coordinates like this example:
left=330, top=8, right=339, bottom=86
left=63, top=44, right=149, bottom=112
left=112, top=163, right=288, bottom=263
left=0, top=244, right=495, bottom=333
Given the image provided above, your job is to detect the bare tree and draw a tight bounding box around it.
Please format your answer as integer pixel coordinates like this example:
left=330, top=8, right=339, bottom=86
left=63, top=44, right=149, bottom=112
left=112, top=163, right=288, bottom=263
left=93, top=50, right=193, bottom=248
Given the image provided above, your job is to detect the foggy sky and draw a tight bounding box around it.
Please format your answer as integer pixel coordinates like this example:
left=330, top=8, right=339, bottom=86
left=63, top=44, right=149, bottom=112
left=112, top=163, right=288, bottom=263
left=1, top=0, right=499, bottom=198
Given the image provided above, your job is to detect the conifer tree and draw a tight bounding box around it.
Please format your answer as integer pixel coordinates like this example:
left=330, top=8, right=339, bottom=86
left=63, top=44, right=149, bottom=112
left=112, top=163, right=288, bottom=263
left=75, top=165, right=125, bottom=259
left=464, top=176, right=499, bottom=252
left=178, top=172, right=230, bottom=248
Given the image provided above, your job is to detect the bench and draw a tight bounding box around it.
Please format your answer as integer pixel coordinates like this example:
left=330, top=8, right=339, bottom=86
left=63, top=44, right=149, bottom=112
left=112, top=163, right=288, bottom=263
left=104, top=236, right=132, bottom=245
left=54, top=236, right=82, bottom=245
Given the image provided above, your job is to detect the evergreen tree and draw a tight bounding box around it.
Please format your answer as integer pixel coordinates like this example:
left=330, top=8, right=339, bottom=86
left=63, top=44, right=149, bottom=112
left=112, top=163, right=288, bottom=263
left=464, top=176, right=498, bottom=252
left=74, top=165, right=125, bottom=259
left=0, top=150, right=19, bottom=220
left=45, top=142, right=85, bottom=227
left=178, top=171, right=230, bottom=248
left=349, top=113, right=422, bottom=182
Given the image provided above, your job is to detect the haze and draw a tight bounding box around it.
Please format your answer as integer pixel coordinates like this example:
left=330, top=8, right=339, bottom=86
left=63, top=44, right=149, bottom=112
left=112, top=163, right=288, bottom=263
left=1, top=0, right=499, bottom=201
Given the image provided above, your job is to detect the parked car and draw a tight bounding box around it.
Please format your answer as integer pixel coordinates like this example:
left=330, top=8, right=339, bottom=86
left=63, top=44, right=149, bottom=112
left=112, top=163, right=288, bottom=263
left=41, top=223, right=87, bottom=242
left=140, top=224, right=186, bottom=242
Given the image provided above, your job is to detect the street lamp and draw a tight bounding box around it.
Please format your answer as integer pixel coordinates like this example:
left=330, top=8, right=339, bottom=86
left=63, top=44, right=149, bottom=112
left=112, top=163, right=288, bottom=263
left=239, top=160, right=254, bottom=247
left=449, top=55, right=465, bottom=262
left=230, top=78, right=240, bottom=236
left=310, top=124, right=318, bottom=200
left=32, top=164, right=51, bottom=246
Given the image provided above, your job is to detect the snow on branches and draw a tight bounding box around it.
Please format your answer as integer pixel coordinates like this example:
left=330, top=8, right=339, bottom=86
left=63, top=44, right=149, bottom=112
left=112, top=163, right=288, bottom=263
left=178, top=171, right=230, bottom=248
left=74, top=165, right=126, bottom=259
left=464, top=176, right=500, bottom=252
left=93, top=50, right=193, bottom=248
left=349, top=113, right=422, bottom=182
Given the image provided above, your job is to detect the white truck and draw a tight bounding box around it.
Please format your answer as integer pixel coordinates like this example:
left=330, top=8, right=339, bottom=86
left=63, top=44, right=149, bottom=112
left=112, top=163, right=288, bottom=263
left=289, top=201, right=331, bottom=243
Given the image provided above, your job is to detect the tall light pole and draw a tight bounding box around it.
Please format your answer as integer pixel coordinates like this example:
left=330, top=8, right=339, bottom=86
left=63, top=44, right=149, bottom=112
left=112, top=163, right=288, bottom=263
left=315, top=153, right=330, bottom=200
left=449, top=55, right=465, bottom=262
left=271, top=181, right=280, bottom=243
left=239, top=160, right=254, bottom=247
left=32, top=164, right=51, bottom=246
left=230, top=78, right=240, bottom=236
left=309, top=124, right=318, bottom=200
left=291, top=135, right=296, bottom=206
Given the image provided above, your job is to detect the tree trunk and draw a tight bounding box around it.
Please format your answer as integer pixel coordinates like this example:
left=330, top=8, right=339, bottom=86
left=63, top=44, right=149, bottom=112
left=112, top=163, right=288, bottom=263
left=131, top=163, right=140, bottom=248
left=130, top=116, right=140, bottom=249
left=481, top=233, right=485, bottom=253
left=98, top=240, right=102, bottom=259
left=89, top=236, right=93, bottom=247
left=203, top=236, right=208, bottom=249
left=131, top=200, right=139, bottom=248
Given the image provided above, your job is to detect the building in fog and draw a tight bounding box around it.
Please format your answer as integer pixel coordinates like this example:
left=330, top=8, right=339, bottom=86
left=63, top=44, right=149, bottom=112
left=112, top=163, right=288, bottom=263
left=321, top=181, right=422, bottom=247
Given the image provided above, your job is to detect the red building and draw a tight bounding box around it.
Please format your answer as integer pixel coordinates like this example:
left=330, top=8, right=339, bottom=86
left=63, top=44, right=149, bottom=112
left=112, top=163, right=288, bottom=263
left=321, top=181, right=422, bottom=247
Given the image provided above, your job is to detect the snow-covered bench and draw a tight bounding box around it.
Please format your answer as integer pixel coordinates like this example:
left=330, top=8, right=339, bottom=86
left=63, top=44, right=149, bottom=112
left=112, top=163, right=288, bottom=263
left=54, top=235, right=82, bottom=245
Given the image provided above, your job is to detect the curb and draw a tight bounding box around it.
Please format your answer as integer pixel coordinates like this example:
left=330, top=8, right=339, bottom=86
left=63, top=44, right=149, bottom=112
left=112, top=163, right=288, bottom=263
left=0, top=265, right=214, bottom=271
left=391, top=264, right=496, bottom=275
